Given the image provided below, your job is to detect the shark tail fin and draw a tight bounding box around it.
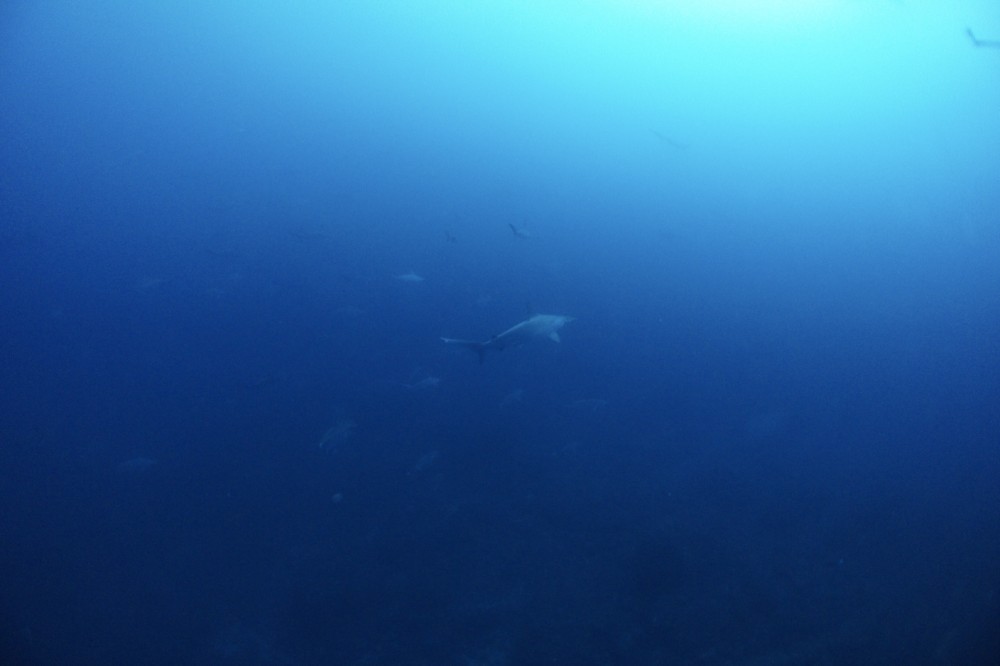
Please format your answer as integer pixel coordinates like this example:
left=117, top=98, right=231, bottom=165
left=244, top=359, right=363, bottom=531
left=441, top=337, right=489, bottom=364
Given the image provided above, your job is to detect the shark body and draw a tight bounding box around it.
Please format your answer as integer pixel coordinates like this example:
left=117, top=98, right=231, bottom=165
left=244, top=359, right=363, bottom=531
left=508, top=223, right=531, bottom=239
left=967, top=28, right=1000, bottom=48
left=442, top=314, right=573, bottom=363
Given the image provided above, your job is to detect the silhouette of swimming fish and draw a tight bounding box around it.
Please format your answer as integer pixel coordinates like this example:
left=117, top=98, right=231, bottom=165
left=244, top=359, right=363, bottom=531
left=442, top=314, right=573, bottom=363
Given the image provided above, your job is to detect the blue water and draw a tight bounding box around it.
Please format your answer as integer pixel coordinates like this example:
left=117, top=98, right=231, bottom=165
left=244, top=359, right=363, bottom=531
left=2, top=2, right=999, bottom=664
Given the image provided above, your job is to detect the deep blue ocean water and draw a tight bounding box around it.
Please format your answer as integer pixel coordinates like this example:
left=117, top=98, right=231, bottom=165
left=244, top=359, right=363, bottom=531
left=2, top=2, right=999, bottom=664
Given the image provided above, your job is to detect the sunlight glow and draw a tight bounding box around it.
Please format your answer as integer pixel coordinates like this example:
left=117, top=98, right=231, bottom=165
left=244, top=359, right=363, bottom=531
left=620, top=0, right=842, bottom=28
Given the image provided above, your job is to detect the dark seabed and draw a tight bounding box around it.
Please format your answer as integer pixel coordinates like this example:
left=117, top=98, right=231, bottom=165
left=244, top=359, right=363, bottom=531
left=1, top=2, right=999, bottom=664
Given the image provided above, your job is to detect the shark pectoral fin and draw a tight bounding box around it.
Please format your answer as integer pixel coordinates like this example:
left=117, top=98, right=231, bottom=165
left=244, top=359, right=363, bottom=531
left=548, top=332, right=561, bottom=342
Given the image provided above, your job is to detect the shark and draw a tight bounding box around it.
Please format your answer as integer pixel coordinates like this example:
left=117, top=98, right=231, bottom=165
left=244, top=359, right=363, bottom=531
left=442, top=314, right=573, bottom=363
left=967, top=28, right=1000, bottom=48
left=508, top=223, right=531, bottom=239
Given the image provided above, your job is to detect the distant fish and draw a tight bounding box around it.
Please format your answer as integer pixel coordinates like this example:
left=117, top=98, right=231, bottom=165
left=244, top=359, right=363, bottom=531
left=205, top=247, right=244, bottom=260
left=500, top=388, right=525, bottom=407
left=245, top=372, right=288, bottom=389
left=650, top=129, right=688, bottom=150
left=508, top=223, right=531, bottom=239
left=395, top=272, right=425, bottom=283
left=133, top=277, right=167, bottom=293
left=318, top=418, right=356, bottom=450
left=442, top=314, right=573, bottom=363
left=117, top=457, right=157, bottom=473
left=334, top=305, right=364, bottom=317
left=403, top=375, right=441, bottom=390
left=409, top=450, right=440, bottom=475
left=967, top=27, right=1000, bottom=48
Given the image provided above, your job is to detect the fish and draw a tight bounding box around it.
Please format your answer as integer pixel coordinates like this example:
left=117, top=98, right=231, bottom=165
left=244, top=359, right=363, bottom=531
left=508, top=223, right=531, bottom=239
left=117, top=457, right=158, bottom=473
left=318, top=418, right=356, bottom=450
left=403, top=376, right=441, bottom=390
left=967, top=27, right=1000, bottom=48
left=569, top=398, right=608, bottom=412
left=395, top=272, right=425, bottom=283
left=441, top=314, right=573, bottom=363
left=500, top=388, right=525, bottom=407
left=650, top=128, right=688, bottom=150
